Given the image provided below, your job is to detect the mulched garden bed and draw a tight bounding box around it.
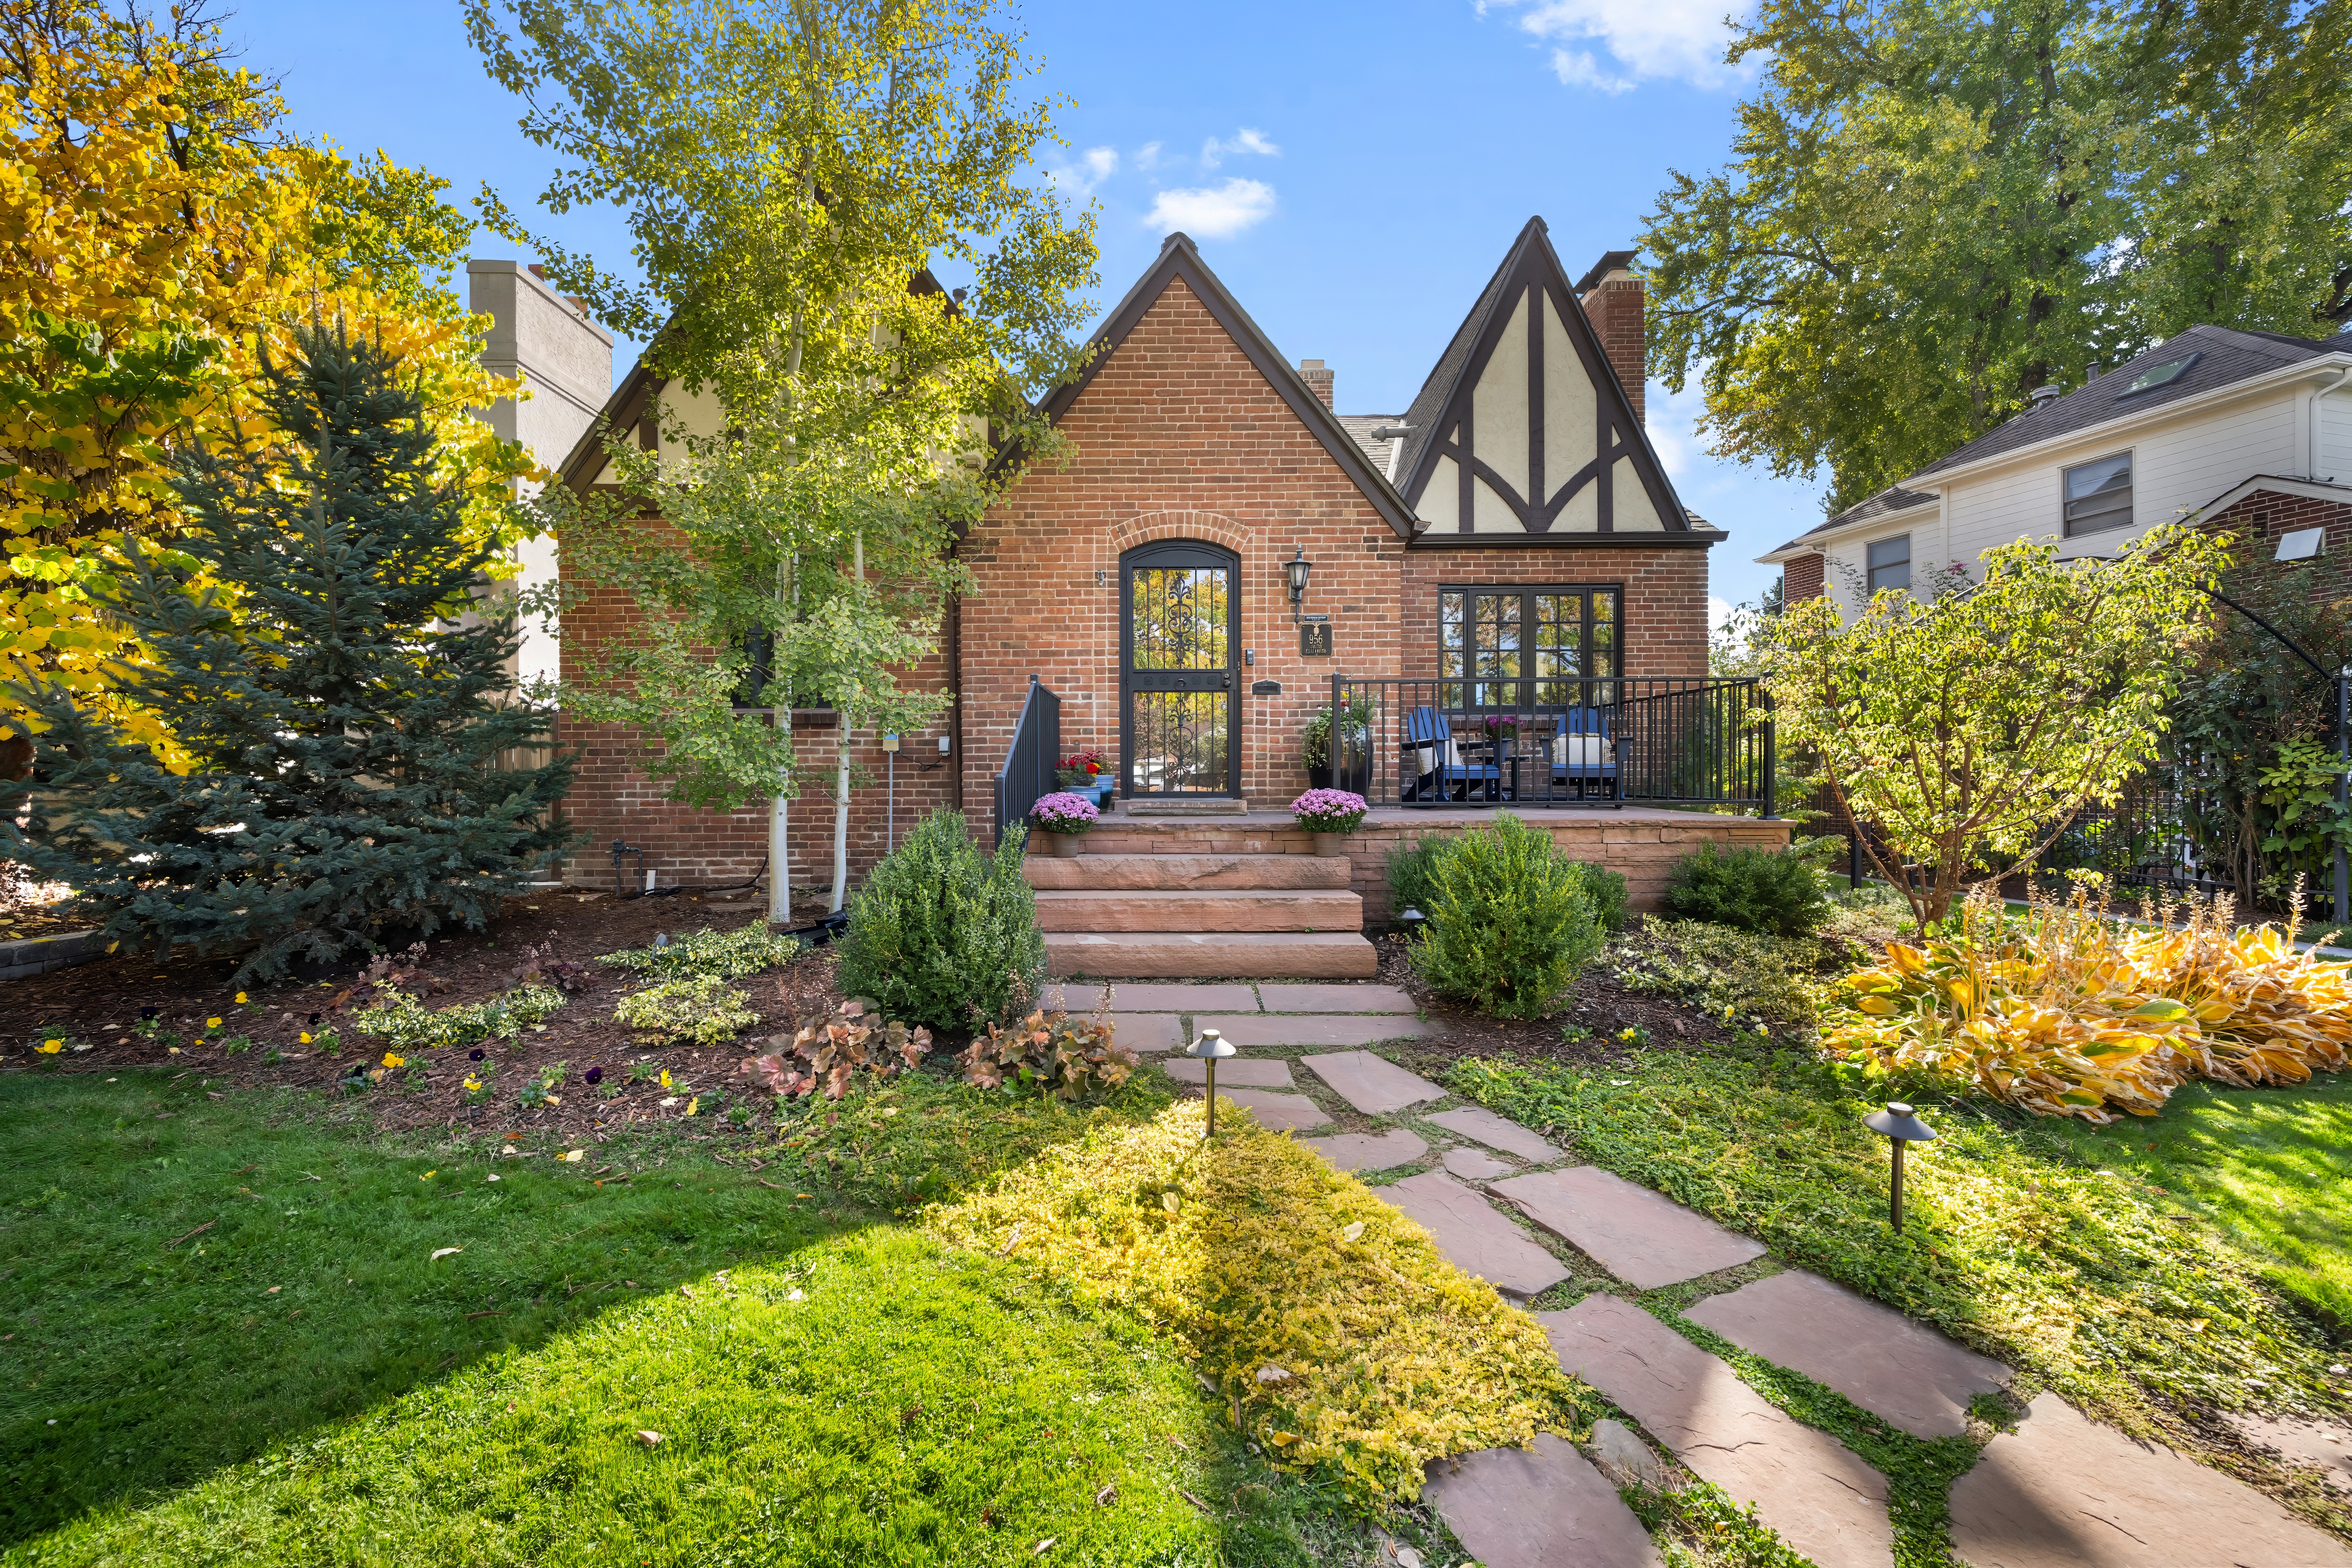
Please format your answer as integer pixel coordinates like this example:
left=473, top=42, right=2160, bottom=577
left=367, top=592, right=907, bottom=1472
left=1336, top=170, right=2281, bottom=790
left=0, top=888, right=850, bottom=1143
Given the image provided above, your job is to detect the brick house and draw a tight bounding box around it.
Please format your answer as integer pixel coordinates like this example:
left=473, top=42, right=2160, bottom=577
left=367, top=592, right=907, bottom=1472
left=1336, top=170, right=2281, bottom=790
left=1760, top=323, right=2352, bottom=606
left=516, top=217, right=1780, bottom=966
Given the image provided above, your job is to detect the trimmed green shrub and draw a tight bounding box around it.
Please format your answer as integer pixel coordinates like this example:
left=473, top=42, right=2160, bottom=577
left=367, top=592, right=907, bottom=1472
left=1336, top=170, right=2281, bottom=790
left=836, top=809, right=1047, bottom=1031
left=1386, top=834, right=1452, bottom=922
left=1663, top=842, right=1829, bottom=937
left=1582, top=863, right=1631, bottom=935
left=1408, top=813, right=1605, bottom=1018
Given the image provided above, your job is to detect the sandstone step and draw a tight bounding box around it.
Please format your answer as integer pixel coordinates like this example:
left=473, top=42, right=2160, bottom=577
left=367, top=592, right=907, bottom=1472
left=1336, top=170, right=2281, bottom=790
left=1121, top=797, right=1249, bottom=816
left=1024, top=854, right=1352, bottom=891
left=1032, top=889, right=1362, bottom=933
left=1046, top=930, right=1378, bottom=979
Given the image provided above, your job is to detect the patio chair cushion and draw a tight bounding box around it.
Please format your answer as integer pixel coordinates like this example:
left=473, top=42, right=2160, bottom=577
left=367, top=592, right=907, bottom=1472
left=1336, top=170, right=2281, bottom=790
left=1553, top=733, right=1608, bottom=769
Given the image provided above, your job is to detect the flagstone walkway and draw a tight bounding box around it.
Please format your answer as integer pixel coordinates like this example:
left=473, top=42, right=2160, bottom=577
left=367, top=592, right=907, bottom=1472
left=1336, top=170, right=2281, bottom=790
left=1100, top=981, right=2352, bottom=1568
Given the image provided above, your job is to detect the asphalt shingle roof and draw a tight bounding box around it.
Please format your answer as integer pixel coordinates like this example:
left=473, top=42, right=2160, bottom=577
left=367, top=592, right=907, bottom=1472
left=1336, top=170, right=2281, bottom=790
left=1335, top=413, right=1405, bottom=479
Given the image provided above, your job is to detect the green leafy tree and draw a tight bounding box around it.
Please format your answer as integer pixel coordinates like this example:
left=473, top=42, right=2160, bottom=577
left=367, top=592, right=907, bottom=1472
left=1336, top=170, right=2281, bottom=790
left=1644, top=0, right=2352, bottom=513
left=1759, top=525, right=2230, bottom=925
left=1, top=326, right=573, bottom=983
left=469, top=0, right=1098, bottom=914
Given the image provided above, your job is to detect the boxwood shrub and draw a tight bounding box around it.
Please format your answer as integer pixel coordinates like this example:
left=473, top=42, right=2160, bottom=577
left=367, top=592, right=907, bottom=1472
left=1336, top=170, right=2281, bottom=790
left=836, top=809, right=1047, bottom=1031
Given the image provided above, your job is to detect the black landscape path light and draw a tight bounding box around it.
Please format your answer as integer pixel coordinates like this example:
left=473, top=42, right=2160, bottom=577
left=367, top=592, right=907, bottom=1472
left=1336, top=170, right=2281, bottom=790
left=1863, top=1101, right=1936, bottom=1231
left=1187, top=1027, right=1236, bottom=1137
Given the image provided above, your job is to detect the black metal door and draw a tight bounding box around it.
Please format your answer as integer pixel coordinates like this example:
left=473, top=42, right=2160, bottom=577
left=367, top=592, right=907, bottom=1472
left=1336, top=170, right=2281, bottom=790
left=1120, top=540, right=1240, bottom=796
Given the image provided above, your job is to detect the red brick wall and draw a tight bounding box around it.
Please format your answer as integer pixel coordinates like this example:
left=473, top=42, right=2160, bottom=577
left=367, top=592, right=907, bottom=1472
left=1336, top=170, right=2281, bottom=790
left=1783, top=552, right=1826, bottom=602
left=1398, top=547, right=1712, bottom=682
left=2203, top=488, right=2352, bottom=603
left=956, top=275, right=1410, bottom=831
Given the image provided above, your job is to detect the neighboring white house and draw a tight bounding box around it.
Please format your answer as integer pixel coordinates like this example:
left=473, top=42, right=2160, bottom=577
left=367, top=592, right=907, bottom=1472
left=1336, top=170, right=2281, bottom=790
left=1760, top=323, right=2352, bottom=609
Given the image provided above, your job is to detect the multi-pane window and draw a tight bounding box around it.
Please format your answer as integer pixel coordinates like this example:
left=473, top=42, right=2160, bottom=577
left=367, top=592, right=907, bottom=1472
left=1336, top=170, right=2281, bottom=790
left=2062, top=452, right=2132, bottom=536
left=1439, top=587, right=1620, bottom=709
left=1866, top=535, right=1911, bottom=595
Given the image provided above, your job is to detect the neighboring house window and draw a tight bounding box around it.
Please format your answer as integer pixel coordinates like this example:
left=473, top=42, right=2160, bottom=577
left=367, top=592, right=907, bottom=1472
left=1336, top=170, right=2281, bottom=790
left=2063, top=452, right=2133, bottom=536
left=1439, top=587, right=1620, bottom=708
left=1866, top=535, right=1911, bottom=595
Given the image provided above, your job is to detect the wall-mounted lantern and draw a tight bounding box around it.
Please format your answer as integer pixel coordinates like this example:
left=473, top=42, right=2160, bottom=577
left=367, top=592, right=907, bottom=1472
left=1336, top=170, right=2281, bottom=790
left=1187, top=1027, right=1236, bottom=1137
left=1286, top=548, right=1314, bottom=624
left=1862, top=1101, right=1936, bottom=1231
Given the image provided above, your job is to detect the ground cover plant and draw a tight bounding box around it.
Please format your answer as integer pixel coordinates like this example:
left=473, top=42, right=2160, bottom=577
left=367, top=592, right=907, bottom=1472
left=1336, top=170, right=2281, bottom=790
left=0, top=1069, right=1416, bottom=1566
left=1825, top=890, right=2352, bottom=1121
left=598, top=922, right=804, bottom=983
left=612, top=973, right=760, bottom=1045
left=1447, top=1051, right=2352, bottom=1495
left=926, top=1099, right=1593, bottom=1503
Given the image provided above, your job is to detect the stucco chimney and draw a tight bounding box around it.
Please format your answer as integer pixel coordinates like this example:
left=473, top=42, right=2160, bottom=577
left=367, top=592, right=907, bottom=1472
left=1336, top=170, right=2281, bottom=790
left=1576, top=252, right=1645, bottom=425
left=1298, top=358, right=1334, bottom=408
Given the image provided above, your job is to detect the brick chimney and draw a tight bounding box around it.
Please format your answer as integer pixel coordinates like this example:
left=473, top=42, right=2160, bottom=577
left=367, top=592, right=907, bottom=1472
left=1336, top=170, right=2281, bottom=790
left=1297, top=358, right=1334, bottom=408
left=1576, top=252, right=1645, bottom=425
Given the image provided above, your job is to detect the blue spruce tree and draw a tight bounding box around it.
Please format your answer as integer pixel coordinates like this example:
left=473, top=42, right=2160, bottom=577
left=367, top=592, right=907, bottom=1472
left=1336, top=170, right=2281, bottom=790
left=3, top=324, right=573, bottom=982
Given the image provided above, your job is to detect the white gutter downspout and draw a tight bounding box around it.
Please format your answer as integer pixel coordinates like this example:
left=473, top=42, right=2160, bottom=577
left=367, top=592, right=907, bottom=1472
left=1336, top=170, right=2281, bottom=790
left=2314, top=363, right=2351, bottom=483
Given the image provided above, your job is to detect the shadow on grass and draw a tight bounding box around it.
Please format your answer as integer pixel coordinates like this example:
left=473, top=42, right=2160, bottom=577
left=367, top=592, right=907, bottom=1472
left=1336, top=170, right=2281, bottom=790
left=0, top=1068, right=861, bottom=1547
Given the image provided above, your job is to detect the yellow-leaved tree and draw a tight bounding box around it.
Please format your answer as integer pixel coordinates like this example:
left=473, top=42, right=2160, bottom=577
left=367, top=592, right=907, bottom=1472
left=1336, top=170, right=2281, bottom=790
left=0, top=0, right=533, bottom=754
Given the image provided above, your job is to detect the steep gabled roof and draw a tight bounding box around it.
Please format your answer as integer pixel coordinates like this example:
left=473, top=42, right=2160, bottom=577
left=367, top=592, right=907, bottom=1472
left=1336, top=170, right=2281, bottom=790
left=1034, top=233, right=1419, bottom=537
left=1390, top=216, right=1696, bottom=537
left=1762, top=483, right=1937, bottom=558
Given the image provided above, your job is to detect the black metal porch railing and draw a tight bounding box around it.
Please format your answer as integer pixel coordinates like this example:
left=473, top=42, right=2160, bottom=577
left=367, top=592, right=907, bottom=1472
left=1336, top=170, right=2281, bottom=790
left=1328, top=675, right=1775, bottom=815
left=992, top=674, right=1062, bottom=849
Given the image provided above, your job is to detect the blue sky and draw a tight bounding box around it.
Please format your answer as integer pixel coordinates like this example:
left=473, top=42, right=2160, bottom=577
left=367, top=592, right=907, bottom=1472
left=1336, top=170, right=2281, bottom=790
left=229, top=0, right=1821, bottom=613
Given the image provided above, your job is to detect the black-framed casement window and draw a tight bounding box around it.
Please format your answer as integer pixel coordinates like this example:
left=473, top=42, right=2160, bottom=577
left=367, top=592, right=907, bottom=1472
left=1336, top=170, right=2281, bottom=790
left=1439, top=586, right=1620, bottom=709
left=2063, top=452, right=2133, bottom=536
left=1866, top=535, right=1911, bottom=595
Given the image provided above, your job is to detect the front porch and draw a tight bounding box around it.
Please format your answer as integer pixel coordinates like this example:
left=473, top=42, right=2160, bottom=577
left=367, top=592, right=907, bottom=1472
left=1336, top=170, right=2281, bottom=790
left=1057, top=805, right=1795, bottom=924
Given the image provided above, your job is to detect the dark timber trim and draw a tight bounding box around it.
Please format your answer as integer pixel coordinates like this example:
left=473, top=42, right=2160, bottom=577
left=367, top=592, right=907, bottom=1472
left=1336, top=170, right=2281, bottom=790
left=1394, top=217, right=1691, bottom=542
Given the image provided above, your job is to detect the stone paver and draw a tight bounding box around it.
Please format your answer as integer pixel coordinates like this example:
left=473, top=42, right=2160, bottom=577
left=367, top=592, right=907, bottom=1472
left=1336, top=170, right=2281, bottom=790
left=1423, top=1433, right=1662, bottom=1568
left=1256, top=983, right=1419, bottom=1014
left=1686, top=1270, right=2010, bottom=1439
left=1299, top=1050, right=1447, bottom=1114
left=1193, top=1087, right=1330, bottom=1134
left=1440, top=1147, right=1518, bottom=1182
left=1376, top=1172, right=1571, bottom=1299
left=1493, top=1166, right=1766, bottom=1288
left=1423, top=1105, right=1563, bottom=1163
left=1950, top=1392, right=2352, bottom=1568
left=1542, top=1294, right=1894, bottom=1568
left=1082, top=982, right=1258, bottom=1012
left=1109, top=1014, right=1185, bottom=1053
left=1162, top=1056, right=1294, bottom=1088
left=1196, top=1014, right=1434, bottom=1050
left=1587, top=1417, right=1667, bottom=1492
left=1297, top=1128, right=1429, bottom=1173
left=2233, top=1414, right=2352, bottom=1494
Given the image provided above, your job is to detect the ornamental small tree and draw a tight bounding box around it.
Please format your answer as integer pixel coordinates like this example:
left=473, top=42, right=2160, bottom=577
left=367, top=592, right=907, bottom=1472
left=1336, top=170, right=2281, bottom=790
left=1759, top=525, right=2230, bottom=927
left=2, top=325, right=573, bottom=982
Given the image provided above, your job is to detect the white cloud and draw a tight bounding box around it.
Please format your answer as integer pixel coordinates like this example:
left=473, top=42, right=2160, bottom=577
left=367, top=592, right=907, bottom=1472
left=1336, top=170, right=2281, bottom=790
left=1709, top=595, right=1734, bottom=634
left=1046, top=145, right=1119, bottom=199
left=1136, top=141, right=1164, bottom=172
left=1483, top=0, right=1757, bottom=92
left=1144, top=178, right=1278, bottom=240
left=1200, top=126, right=1279, bottom=170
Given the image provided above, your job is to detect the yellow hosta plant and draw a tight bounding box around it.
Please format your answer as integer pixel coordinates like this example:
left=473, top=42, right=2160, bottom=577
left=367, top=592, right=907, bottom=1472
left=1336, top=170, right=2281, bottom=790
left=1823, top=889, right=2352, bottom=1121
left=925, top=1099, right=1589, bottom=1503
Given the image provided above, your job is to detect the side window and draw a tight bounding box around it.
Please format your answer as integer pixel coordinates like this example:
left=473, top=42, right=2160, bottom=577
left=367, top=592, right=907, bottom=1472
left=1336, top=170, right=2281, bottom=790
left=2063, top=452, right=2133, bottom=536
left=1866, top=535, right=1911, bottom=595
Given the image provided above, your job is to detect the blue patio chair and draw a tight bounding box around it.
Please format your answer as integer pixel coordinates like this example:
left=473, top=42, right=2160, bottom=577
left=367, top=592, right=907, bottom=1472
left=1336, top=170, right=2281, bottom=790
left=1549, top=706, right=1625, bottom=805
left=1402, top=706, right=1503, bottom=804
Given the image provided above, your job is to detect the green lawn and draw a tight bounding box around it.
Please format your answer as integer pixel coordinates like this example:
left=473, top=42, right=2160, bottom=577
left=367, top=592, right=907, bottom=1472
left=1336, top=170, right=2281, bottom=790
left=0, top=1069, right=1386, bottom=1565
left=2027, top=1074, right=2352, bottom=1332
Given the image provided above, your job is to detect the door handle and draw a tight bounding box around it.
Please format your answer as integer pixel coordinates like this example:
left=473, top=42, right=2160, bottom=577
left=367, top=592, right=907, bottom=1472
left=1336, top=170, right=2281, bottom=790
left=1221, top=673, right=1232, bottom=690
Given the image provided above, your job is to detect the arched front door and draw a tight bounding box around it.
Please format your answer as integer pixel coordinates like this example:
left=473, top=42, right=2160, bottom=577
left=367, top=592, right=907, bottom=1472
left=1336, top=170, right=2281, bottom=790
left=1120, top=540, right=1241, bottom=797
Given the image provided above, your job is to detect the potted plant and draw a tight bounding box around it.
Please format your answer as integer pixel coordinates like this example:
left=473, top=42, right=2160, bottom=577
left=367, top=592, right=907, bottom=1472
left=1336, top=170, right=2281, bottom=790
left=1300, top=696, right=1374, bottom=792
left=1030, top=791, right=1100, bottom=858
left=1291, top=788, right=1369, bottom=858
left=1056, top=747, right=1115, bottom=809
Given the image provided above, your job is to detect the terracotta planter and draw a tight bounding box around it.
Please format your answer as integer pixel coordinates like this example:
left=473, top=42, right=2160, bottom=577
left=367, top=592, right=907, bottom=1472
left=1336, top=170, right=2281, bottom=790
left=1046, top=831, right=1086, bottom=858
left=1312, top=831, right=1351, bottom=859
